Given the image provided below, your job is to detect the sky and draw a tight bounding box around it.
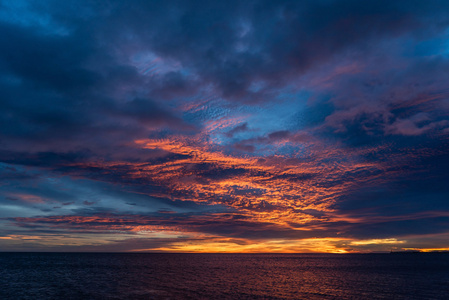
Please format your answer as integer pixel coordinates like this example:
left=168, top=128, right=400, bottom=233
left=1, top=0, right=449, bottom=253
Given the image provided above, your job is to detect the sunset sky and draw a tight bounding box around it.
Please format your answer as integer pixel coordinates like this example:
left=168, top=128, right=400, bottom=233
left=1, top=0, right=449, bottom=253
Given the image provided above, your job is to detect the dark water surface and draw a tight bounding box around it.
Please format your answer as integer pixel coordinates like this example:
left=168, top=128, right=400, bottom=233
left=1, top=253, right=449, bottom=299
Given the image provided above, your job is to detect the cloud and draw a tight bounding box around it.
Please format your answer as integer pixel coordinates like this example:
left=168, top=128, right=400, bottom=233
left=1, top=0, right=449, bottom=252
left=225, top=122, right=249, bottom=137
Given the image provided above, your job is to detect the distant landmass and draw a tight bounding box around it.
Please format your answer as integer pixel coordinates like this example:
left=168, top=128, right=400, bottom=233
left=390, top=250, right=449, bottom=254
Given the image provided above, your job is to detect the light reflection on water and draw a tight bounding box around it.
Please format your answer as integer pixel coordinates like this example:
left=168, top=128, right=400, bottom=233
left=1, top=253, right=448, bottom=299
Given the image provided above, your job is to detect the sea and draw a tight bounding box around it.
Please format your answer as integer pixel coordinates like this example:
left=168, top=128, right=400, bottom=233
left=1, top=253, right=448, bottom=299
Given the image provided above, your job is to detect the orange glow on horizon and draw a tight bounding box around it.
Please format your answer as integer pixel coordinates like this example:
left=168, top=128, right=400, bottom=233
left=130, top=238, right=354, bottom=254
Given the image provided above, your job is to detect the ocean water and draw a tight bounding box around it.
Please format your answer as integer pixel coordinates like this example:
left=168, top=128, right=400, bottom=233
left=1, top=253, right=448, bottom=299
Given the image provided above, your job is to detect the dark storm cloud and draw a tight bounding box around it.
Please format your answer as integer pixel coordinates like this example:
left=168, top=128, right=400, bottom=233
left=79, top=0, right=449, bottom=100
left=2, top=0, right=448, bottom=160
left=0, top=12, right=191, bottom=166
left=8, top=0, right=445, bottom=100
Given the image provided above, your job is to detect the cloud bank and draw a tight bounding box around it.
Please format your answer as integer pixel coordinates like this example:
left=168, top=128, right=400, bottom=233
left=1, top=0, right=449, bottom=252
